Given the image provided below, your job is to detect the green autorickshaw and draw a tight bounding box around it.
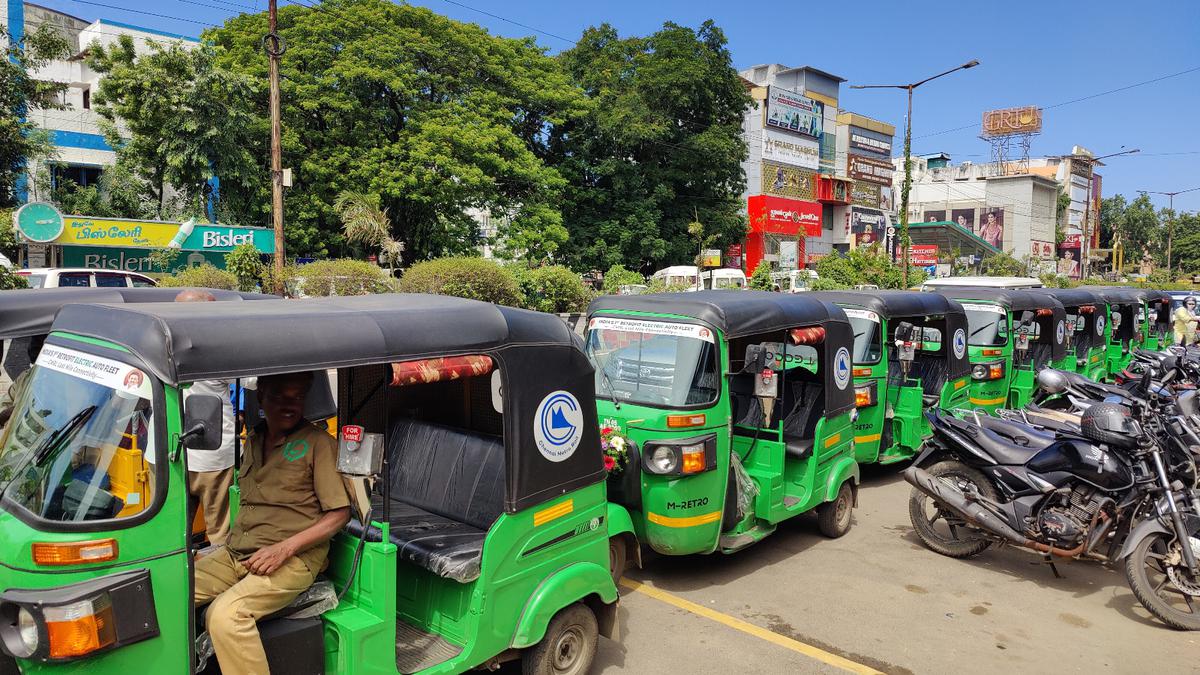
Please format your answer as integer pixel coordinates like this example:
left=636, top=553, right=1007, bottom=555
left=807, top=291, right=971, bottom=464
left=1081, top=286, right=1142, bottom=378
left=933, top=288, right=1067, bottom=413
left=0, top=294, right=619, bottom=674
left=584, top=291, right=860, bottom=560
left=1039, top=287, right=1108, bottom=380
left=1129, top=288, right=1173, bottom=351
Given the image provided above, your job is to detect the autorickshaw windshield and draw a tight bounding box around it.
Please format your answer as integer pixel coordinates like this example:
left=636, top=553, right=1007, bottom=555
left=0, top=344, right=157, bottom=524
left=847, top=314, right=883, bottom=363
left=585, top=318, right=719, bottom=407
left=964, top=305, right=1008, bottom=346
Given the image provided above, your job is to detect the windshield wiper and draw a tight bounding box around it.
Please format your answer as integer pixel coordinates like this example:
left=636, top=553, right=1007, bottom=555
left=969, top=323, right=995, bottom=338
left=600, top=367, right=623, bottom=410
left=32, top=405, right=97, bottom=467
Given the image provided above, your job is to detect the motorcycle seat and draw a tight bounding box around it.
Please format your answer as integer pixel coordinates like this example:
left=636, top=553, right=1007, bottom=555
left=940, top=414, right=1044, bottom=465
left=977, top=415, right=1057, bottom=450
left=1061, top=370, right=1133, bottom=399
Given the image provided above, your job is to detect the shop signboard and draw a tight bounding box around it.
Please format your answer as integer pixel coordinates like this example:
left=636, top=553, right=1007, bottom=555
left=54, top=216, right=276, bottom=253
left=724, top=244, right=743, bottom=269
left=62, top=246, right=227, bottom=273
left=849, top=131, right=892, bottom=156
left=700, top=249, right=722, bottom=267
left=909, top=244, right=939, bottom=266
left=847, top=154, right=894, bottom=185
left=982, top=106, right=1043, bottom=137
left=851, top=182, right=881, bottom=208
left=779, top=241, right=799, bottom=270
left=747, top=194, right=822, bottom=237
left=761, top=161, right=817, bottom=200
left=850, top=206, right=887, bottom=246
left=1030, top=240, right=1055, bottom=259
left=761, top=128, right=820, bottom=170
left=765, top=87, right=824, bottom=139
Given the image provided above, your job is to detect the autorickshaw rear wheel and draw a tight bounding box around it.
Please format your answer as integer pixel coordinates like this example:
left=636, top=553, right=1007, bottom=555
left=608, top=536, right=627, bottom=585
left=817, top=482, right=854, bottom=538
left=523, top=603, right=599, bottom=675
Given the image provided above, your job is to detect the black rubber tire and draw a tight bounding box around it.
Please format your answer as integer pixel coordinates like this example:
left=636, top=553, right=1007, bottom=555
left=522, top=603, right=599, bottom=675
left=908, top=460, right=997, bottom=559
left=817, top=482, right=854, bottom=538
left=1124, top=531, right=1200, bottom=631
left=607, top=536, right=627, bottom=586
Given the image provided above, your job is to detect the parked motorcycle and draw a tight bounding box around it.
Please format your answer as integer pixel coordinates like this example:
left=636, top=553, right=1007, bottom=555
left=907, top=375, right=1200, bottom=630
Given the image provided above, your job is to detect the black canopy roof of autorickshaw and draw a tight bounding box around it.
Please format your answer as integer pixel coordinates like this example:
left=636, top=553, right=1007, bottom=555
left=937, top=287, right=1068, bottom=361
left=588, top=290, right=850, bottom=339
left=808, top=290, right=972, bottom=380
left=47, top=293, right=605, bottom=513
left=588, top=290, right=857, bottom=419
left=1037, top=287, right=1104, bottom=310
left=0, top=287, right=276, bottom=340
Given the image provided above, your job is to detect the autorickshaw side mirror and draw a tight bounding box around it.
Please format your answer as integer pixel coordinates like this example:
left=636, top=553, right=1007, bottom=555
left=894, top=321, right=915, bottom=342
left=181, top=394, right=224, bottom=450
left=743, top=344, right=767, bottom=374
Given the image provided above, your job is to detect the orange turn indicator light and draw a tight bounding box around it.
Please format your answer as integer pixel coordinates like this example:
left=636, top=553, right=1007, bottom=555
left=32, top=540, right=118, bottom=567
left=681, top=448, right=707, bottom=474
left=667, top=414, right=706, bottom=428
left=982, top=348, right=1003, bottom=356
left=852, top=367, right=872, bottom=377
left=45, top=597, right=116, bottom=659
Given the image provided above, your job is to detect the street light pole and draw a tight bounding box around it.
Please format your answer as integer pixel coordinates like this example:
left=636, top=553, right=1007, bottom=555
left=265, top=0, right=286, bottom=295
left=1139, top=186, right=1200, bottom=278
left=1069, top=148, right=1137, bottom=279
left=852, top=59, right=979, bottom=287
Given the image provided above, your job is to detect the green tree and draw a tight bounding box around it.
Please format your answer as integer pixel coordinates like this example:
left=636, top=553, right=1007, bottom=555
left=1171, top=212, right=1200, bottom=275
left=514, top=265, right=591, bottom=313
left=147, top=248, right=181, bottom=274
left=206, top=0, right=584, bottom=260
left=398, top=257, right=524, bottom=306
left=1098, top=194, right=1126, bottom=249
left=88, top=36, right=258, bottom=220
left=224, top=242, right=264, bottom=291
left=334, top=191, right=402, bottom=275
left=602, top=264, right=644, bottom=294
left=748, top=262, right=774, bottom=290
left=1119, top=194, right=1162, bottom=265
left=1, top=25, right=69, bottom=206
left=981, top=250, right=1026, bottom=276
left=52, top=160, right=158, bottom=219
left=814, top=246, right=925, bottom=289
left=158, top=264, right=239, bottom=290
left=553, top=21, right=749, bottom=272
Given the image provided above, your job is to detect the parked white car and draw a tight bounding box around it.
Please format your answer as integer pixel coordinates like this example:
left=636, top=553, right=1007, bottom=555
left=16, top=267, right=157, bottom=288
left=650, top=265, right=699, bottom=289
left=771, top=269, right=818, bottom=293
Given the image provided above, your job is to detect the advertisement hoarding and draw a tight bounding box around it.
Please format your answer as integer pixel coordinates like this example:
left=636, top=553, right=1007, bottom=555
left=765, top=87, right=824, bottom=139
left=950, top=208, right=975, bottom=231
left=761, top=128, right=820, bottom=170
left=849, top=131, right=892, bottom=156
left=1059, top=234, right=1082, bottom=279
left=1030, top=240, right=1055, bottom=259
left=847, top=154, right=894, bottom=186
left=779, top=241, right=799, bottom=270
left=851, top=182, right=881, bottom=208
left=700, top=249, right=722, bottom=267
left=748, top=194, right=822, bottom=237
left=923, top=210, right=946, bottom=223
left=850, top=207, right=887, bottom=248
left=725, top=244, right=743, bottom=269
left=761, top=161, right=817, bottom=200
left=982, top=106, right=1043, bottom=137
left=909, top=245, right=939, bottom=266
left=976, top=209, right=1004, bottom=249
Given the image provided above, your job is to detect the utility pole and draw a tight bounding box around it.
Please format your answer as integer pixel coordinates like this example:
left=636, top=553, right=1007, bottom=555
left=1074, top=148, right=1137, bottom=279
left=852, top=59, right=979, bottom=287
left=265, top=0, right=286, bottom=295
left=1140, top=186, right=1200, bottom=278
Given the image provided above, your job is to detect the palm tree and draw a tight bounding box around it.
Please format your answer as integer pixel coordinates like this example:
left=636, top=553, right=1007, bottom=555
left=334, top=191, right=403, bottom=276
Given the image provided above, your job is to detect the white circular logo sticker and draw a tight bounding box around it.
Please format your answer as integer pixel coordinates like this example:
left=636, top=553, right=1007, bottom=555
left=952, top=329, right=966, bottom=359
left=833, top=347, right=851, bottom=390
left=1095, top=314, right=1105, bottom=337
left=1055, top=320, right=1065, bottom=345
left=534, top=390, right=584, bottom=462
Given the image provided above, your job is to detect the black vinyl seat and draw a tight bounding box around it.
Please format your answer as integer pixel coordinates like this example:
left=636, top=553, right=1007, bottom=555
left=939, top=414, right=1044, bottom=466
left=977, top=416, right=1056, bottom=449
left=346, top=419, right=504, bottom=584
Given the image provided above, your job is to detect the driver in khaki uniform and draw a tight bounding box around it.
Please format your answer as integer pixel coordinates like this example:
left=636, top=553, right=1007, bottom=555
left=194, top=371, right=350, bottom=674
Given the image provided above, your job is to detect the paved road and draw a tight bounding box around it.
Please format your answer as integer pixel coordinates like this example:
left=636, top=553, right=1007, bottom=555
left=592, top=465, right=1200, bottom=674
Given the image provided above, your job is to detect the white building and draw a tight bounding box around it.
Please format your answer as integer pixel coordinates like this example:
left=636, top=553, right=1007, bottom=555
left=2, top=2, right=198, bottom=200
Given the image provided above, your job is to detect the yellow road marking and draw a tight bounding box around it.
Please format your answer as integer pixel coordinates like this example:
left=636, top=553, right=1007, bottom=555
left=969, top=395, right=1005, bottom=405
left=621, top=579, right=883, bottom=675
left=853, top=433, right=881, bottom=444
left=646, top=510, right=722, bottom=528
left=532, top=499, right=573, bottom=527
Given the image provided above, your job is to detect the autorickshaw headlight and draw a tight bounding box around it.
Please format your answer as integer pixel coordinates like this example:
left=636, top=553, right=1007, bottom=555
left=971, top=364, right=988, bottom=380
left=8, top=606, right=39, bottom=658
left=648, top=446, right=680, bottom=474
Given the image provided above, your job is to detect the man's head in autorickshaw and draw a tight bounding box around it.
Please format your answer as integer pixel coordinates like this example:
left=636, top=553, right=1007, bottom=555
left=258, top=371, right=314, bottom=433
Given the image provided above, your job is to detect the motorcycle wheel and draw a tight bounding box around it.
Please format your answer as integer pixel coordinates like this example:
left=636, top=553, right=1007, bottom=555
left=908, top=461, right=997, bottom=559
left=1125, top=530, right=1200, bottom=631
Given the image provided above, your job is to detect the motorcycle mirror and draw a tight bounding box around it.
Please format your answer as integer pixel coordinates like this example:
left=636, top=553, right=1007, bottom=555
left=1139, top=367, right=1152, bottom=396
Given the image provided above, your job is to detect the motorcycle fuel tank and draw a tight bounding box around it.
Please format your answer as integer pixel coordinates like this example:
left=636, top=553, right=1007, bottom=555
left=1026, top=438, right=1135, bottom=491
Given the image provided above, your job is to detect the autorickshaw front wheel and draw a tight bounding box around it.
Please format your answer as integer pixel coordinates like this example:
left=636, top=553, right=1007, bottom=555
left=817, top=482, right=854, bottom=538
left=608, top=536, right=628, bottom=585
left=523, top=603, right=599, bottom=675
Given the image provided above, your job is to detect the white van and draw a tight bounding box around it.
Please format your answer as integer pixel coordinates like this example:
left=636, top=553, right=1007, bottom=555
left=700, top=268, right=747, bottom=290
left=770, top=269, right=818, bottom=293
left=650, top=265, right=699, bottom=290
left=16, top=267, right=157, bottom=289
left=920, top=276, right=1042, bottom=291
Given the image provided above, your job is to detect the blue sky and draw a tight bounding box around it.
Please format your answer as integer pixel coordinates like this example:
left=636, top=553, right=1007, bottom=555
left=27, top=0, right=1200, bottom=210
